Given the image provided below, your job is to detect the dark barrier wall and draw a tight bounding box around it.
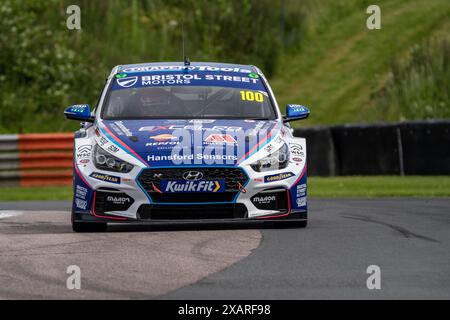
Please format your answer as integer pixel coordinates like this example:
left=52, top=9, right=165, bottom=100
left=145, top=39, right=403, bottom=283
left=331, top=124, right=401, bottom=175
left=294, top=120, right=450, bottom=176
left=400, top=121, right=450, bottom=175
left=294, top=126, right=336, bottom=176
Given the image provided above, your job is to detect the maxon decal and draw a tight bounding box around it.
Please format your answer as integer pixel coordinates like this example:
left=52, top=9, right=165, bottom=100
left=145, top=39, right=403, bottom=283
left=107, top=196, right=131, bottom=205
left=252, top=195, right=276, bottom=204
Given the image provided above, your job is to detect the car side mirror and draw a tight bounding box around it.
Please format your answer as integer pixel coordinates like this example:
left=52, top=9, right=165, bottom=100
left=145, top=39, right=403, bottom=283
left=283, top=105, right=310, bottom=123
left=64, top=104, right=94, bottom=123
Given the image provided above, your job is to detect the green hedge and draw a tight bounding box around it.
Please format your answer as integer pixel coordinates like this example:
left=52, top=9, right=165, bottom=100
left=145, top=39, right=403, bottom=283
left=0, top=0, right=303, bottom=133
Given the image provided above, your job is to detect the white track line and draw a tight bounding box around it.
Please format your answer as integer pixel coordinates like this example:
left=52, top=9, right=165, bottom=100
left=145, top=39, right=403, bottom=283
left=0, top=211, right=23, bottom=219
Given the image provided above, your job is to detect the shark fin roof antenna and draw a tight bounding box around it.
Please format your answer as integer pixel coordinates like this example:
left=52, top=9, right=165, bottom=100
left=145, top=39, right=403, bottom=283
left=182, top=23, right=191, bottom=70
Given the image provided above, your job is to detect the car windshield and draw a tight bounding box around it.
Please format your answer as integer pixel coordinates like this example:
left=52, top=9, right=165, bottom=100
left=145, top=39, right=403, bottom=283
left=102, top=85, right=276, bottom=120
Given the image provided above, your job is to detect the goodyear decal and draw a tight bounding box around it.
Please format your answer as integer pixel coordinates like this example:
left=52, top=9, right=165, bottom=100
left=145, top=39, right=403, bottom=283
left=160, top=180, right=225, bottom=193
left=264, top=172, right=295, bottom=183
left=89, top=172, right=121, bottom=184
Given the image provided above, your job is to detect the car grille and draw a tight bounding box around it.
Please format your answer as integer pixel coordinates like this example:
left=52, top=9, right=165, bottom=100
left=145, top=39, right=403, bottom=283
left=137, top=167, right=248, bottom=203
left=137, top=203, right=248, bottom=220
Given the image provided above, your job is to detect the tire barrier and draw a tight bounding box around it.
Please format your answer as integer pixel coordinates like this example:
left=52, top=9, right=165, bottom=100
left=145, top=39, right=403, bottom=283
left=294, top=120, right=450, bottom=176
left=293, top=126, right=337, bottom=176
left=331, top=124, right=401, bottom=175
left=0, top=133, right=73, bottom=187
left=399, top=121, right=450, bottom=175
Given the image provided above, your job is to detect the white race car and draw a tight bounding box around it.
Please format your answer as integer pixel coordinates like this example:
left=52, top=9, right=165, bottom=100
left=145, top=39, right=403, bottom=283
left=64, top=62, right=309, bottom=232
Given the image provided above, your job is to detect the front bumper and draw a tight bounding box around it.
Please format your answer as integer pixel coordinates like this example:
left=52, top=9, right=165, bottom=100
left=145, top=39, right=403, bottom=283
left=72, top=210, right=307, bottom=225
left=73, top=164, right=307, bottom=223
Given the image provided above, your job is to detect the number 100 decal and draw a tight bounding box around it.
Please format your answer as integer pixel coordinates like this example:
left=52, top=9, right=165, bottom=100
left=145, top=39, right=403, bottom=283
left=240, top=90, right=264, bottom=102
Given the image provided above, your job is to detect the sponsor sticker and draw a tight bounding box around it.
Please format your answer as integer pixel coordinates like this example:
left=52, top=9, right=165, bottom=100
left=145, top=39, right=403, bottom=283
left=252, top=195, right=276, bottom=205
left=75, top=185, right=89, bottom=210
left=111, top=121, right=133, bottom=137
left=139, top=125, right=242, bottom=132
left=297, top=184, right=307, bottom=197
left=250, top=192, right=280, bottom=210
left=145, top=141, right=179, bottom=148
left=147, top=154, right=237, bottom=162
left=150, top=134, right=178, bottom=142
left=264, top=144, right=274, bottom=153
left=264, top=172, right=295, bottom=183
left=98, top=136, right=109, bottom=146
left=116, top=76, right=138, bottom=88
left=89, top=172, right=121, bottom=184
left=204, top=134, right=237, bottom=145
left=106, top=195, right=131, bottom=205
left=120, top=65, right=253, bottom=74
left=75, top=185, right=88, bottom=200
left=75, top=198, right=87, bottom=210
left=290, top=143, right=303, bottom=156
left=296, top=197, right=307, bottom=207
left=189, top=119, right=216, bottom=123
left=107, top=145, right=120, bottom=153
left=76, top=145, right=92, bottom=164
left=160, top=180, right=225, bottom=193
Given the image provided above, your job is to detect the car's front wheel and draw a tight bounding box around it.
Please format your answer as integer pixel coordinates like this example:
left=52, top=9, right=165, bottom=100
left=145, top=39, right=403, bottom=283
left=72, top=221, right=107, bottom=233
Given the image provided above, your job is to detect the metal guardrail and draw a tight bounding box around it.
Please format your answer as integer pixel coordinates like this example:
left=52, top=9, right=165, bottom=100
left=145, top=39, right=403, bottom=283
left=0, top=133, right=73, bottom=187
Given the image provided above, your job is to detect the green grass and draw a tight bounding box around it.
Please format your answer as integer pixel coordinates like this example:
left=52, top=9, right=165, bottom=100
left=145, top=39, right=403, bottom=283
left=0, top=186, right=73, bottom=201
left=271, top=0, right=450, bottom=125
left=1, top=0, right=448, bottom=132
left=309, top=176, right=450, bottom=198
left=0, top=177, right=449, bottom=201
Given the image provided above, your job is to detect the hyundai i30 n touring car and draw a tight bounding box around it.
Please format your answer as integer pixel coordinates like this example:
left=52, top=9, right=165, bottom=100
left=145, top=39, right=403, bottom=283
left=64, top=62, right=310, bottom=232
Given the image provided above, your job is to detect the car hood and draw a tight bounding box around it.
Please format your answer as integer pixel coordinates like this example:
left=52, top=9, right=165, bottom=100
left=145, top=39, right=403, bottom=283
left=98, top=119, right=280, bottom=167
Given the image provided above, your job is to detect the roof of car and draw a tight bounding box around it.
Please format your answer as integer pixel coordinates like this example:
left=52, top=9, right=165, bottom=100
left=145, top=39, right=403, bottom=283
left=110, top=61, right=260, bottom=77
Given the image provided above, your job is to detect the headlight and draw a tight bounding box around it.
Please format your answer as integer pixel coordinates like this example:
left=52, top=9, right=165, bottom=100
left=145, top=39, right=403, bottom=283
left=93, top=144, right=134, bottom=173
left=251, top=143, right=289, bottom=172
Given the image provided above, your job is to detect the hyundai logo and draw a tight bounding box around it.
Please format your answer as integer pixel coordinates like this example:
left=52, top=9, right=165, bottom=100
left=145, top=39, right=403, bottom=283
left=182, top=171, right=204, bottom=181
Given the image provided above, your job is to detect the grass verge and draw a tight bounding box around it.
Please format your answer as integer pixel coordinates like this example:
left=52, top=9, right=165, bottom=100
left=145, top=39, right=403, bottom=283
left=0, top=176, right=449, bottom=202
left=309, top=176, right=450, bottom=198
left=0, top=186, right=73, bottom=202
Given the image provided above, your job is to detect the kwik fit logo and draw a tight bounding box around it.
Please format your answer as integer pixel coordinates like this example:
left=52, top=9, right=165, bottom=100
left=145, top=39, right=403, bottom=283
left=160, top=180, right=225, bottom=193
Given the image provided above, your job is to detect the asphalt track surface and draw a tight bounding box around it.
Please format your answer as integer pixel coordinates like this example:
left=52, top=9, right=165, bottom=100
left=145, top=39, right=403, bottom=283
left=0, top=198, right=449, bottom=299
